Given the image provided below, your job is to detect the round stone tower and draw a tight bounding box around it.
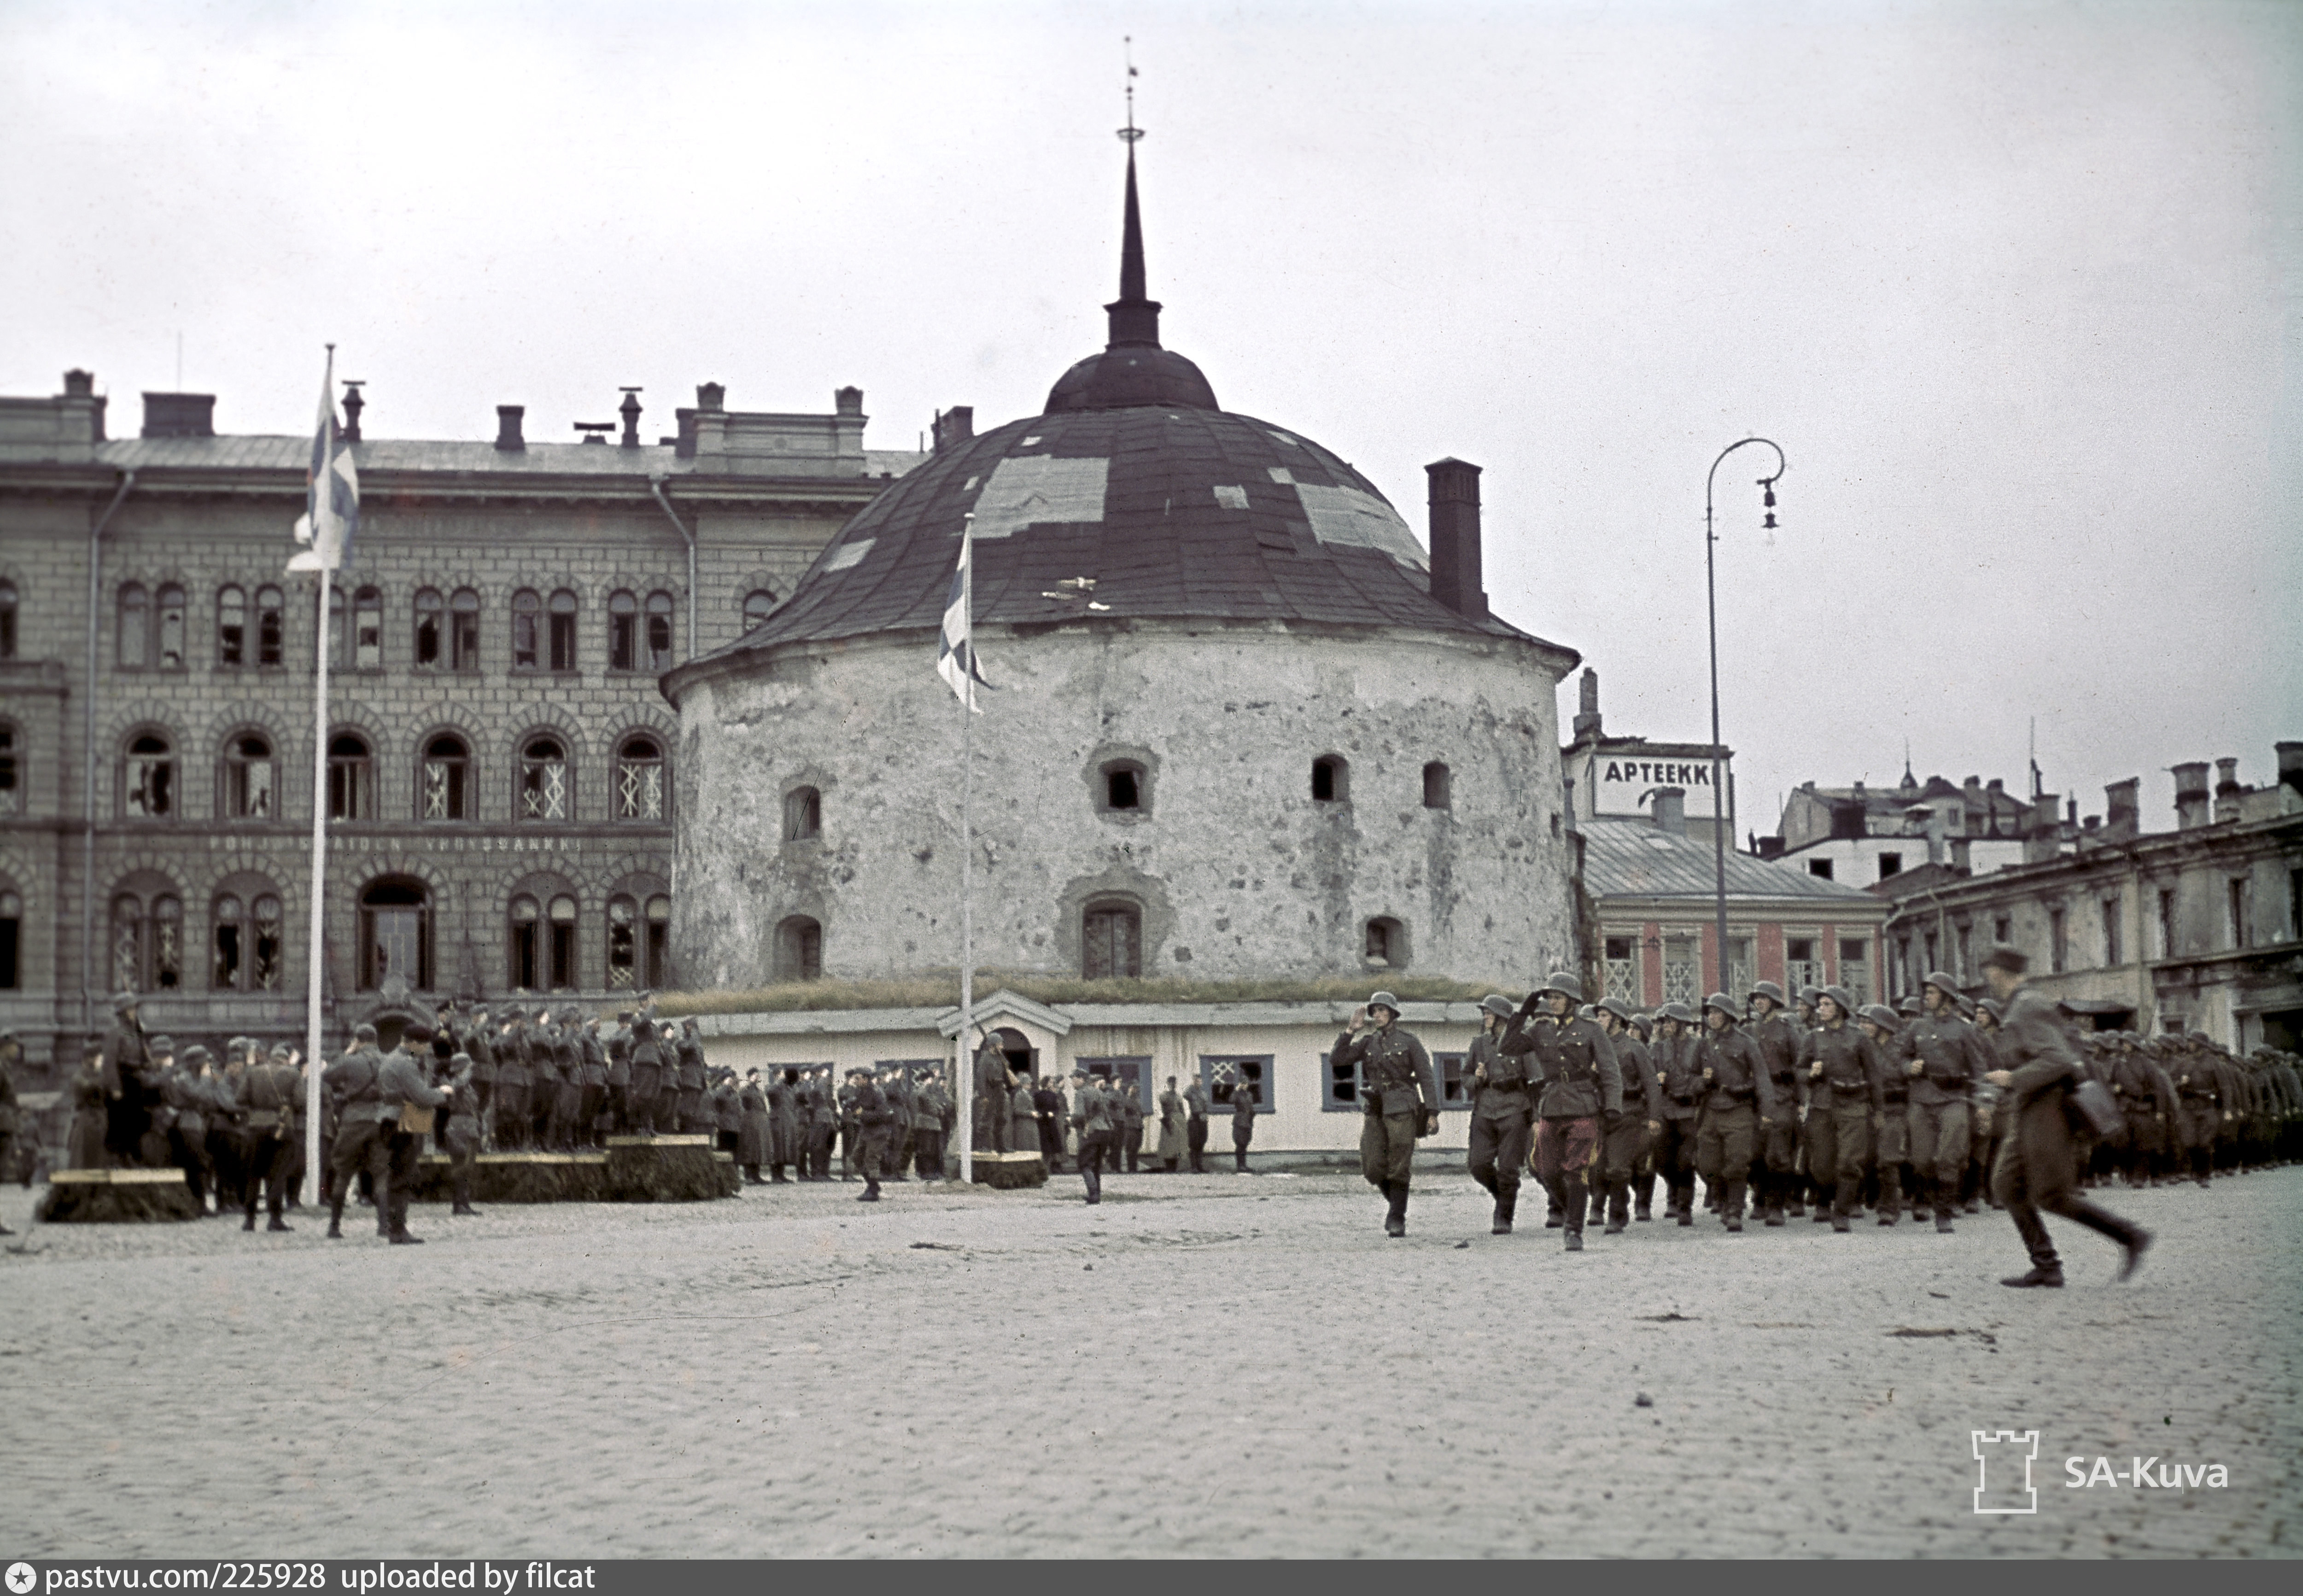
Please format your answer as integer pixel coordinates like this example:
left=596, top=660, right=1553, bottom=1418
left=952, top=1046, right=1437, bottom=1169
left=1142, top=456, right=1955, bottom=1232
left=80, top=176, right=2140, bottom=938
left=662, top=146, right=1582, bottom=992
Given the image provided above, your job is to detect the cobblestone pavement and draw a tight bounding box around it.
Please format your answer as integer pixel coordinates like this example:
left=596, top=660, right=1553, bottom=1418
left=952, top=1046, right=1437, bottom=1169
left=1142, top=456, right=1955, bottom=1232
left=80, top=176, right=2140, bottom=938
left=1, top=1163, right=2295, bottom=1559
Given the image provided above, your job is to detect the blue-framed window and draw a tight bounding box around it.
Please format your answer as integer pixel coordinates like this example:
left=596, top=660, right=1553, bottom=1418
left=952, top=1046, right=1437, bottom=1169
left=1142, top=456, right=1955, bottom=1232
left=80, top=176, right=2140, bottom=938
left=1199, top=1055, right=1272, bottom=1112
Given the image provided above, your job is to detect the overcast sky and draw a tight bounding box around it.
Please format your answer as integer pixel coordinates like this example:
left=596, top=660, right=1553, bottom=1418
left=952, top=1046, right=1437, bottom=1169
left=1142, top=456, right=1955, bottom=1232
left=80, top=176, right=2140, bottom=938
left=6, top=0, right=2296, bottom=839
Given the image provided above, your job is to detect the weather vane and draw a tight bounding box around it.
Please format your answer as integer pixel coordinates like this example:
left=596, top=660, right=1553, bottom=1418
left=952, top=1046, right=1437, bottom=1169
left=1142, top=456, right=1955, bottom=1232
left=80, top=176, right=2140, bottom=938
left=1119, top=36, right=1143, bottom=143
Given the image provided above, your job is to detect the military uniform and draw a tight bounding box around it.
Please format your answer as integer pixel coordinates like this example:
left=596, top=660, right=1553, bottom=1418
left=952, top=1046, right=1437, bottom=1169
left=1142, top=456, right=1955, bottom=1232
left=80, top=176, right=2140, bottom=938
left=1868, top=1011, right=1915, bottom=1223
left=807, top=1072, right=837, bottom=1180
left=1230, top=1077, right=1257, bottom=1171
left=1506, top=988, right=1622, bottom=1247
left=1747, top=997, right=1806, bottom=1222
left=852, top=1073, right=893, bottom=1198
left=674, top=1027, right=709, bottom=1134
left=324, top=1040, right=391, bottom=1238
left=1598, top=1012, right=1663, bottom=1233
left=101, top=1002, right=153, bottom=1167
left=1902, top=994, right=1991, bottom=1228
left=1184, top=1079, right=1211, bottom=1172
left=1690, top=1006, right=1775, bottom=1230
left=492, top=1024, right=532, bottom=1152
left=1800, top=1017, right=1885, bottom=1228
left=970, top=1039, right=1012, bottom=1155
left=441, top=1054, right=482, bottom=1216
left=68, top=1050, right=110, bottom=1169
left=1071, top=1076, right=1115, bottom=1203
left=1465, top=1000, right=1536, bottom=1232
left=377, top=1045, right=448, bottom=1243
left=1649, top=1013, right=1704, bottom=1222
left=236, top=1049, right=301, bottom=1229
left=1332, top=1004, right=1439, bottom=1238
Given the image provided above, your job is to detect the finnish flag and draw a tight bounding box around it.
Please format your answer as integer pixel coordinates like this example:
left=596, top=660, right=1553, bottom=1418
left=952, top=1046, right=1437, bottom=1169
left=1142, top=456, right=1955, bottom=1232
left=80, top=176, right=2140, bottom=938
left=288, top=348, right=360, bottom=573
left=935, top=513, right=991, bottom=711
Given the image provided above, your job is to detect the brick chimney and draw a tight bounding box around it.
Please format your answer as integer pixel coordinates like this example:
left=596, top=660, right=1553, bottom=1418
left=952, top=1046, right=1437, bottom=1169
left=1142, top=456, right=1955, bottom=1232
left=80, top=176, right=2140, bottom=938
left=1649, top=786, right=1686, bottom=836
left=619, top=388, right=643, bottom=448
left=1572, top=667, right=1602, bottom=742
left=932, top=406, right=975, bottom=454
left=1424, top=457, right=1488, bottom=620
left=2280, top=741, right=2303, bottom=799
left=2104, top=777, right=2139, bottom=842
left=495, top=405, right=525, bottom=451
left=696, top=382, right=726, bottom=413
left=2213, top=757, right=2244, bottom=823
left=834, top=386, right=864, bottom=418
left=2024, top=793, right=2062, bottom=864
left=2172, top=761, right=2210, bottom=830
left=140, top=392, right=214, bottom=438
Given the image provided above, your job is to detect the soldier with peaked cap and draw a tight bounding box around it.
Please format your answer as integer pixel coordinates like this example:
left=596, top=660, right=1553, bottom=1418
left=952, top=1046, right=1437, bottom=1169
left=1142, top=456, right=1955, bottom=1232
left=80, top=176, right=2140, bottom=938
left=236, top=1041, right=301, bottom=1231
left=1333, top=991, right=1440, bottom=1238
left=1901, top=971, right=1993, bottom=1232
left=1980, top=945, right=2150, bottom=1287
left=1465, top=994, right=1536, bottom=1233
left=1800, top=985, right=1885, bottom=1231
left=1745, top=980, right=1806, bottom=1223
left=1692, top=992, right=1775, bottom=1232
left=1594, top=997, right=1662, bottom=1234
left=1505, top=971, right=1621, bottom=1251
left=324, top=1023, right=391, bottom=1239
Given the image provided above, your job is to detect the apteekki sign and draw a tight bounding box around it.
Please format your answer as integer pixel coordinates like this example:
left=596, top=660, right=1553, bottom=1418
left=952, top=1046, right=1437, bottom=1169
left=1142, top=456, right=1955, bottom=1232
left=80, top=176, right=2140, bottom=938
left=1587, top=756, right=1726, bottom=818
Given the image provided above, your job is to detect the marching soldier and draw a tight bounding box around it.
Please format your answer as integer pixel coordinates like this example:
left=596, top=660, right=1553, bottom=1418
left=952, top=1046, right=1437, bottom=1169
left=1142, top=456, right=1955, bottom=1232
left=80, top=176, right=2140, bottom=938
left=1594, top=997, right=1662, bottom=1234
left=1647, top=1003, right=1703, bottom=1224
left=1801, top=986, right=1884, bottom=1232
left=1465, top=993, right=1535, bottom=1234
left=1980, top=945, right=2150, bottom=1287
left=1746, top=981, right=1806, bottom=1223
left=1332, top=991, right=1440, bottom=1238
left=1503, top=972, right=1620, bottom=1251
left=1858, top=1005, right=1911, bottom=1224
left=1902, top=972, right=1991, bottom=1231
left=1691, top=992, right=1774, bottom=1232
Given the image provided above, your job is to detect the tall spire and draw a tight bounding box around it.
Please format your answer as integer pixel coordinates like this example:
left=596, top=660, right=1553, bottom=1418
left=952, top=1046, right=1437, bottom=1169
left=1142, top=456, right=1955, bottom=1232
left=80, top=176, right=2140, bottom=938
left=1106, top=44, right=1160, bottom=348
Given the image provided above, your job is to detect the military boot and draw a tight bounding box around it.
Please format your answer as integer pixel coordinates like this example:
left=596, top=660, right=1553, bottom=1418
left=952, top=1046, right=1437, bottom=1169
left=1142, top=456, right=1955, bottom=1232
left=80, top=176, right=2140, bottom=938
left=1562, top=1183, right=1588, bottom=1250
left=1876, top=1170, right=1902, bottom=1225
left=1491, top=1188, right=1515, bottom=1235
left=267, top=1216, right=293, bottom=1232
left=1385, top=1183, right=1409, bottom=1239
left=326, top=1200, right=345, bottom=1239
left=1999, top=1266, right=2063, bottom=1288
left=858, top=1178, right=881, bottom=1203
left=1603, top=1184, right=1627, bottom=1235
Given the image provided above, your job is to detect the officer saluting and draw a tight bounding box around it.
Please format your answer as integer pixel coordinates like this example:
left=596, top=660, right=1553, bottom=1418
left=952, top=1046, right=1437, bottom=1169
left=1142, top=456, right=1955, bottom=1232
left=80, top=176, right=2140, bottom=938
left=1332, top=992, right=1439, bottom=1238
left=1465, top=994, right=1535, bottom=1234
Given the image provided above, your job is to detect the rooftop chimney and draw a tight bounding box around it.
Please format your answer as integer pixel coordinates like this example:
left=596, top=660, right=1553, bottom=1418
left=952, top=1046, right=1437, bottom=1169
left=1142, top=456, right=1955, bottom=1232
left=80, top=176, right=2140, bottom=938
left=339, top=381, right=364, bottom=442
left=619, top=388, right=643, bottom=448
left=1572, top=667, right=1602, bottom=741
left=1923, top=804, right=1946, bottom=866
left=2213, top=757, right=2244, bottom=823
left=495, top=405, right=525, bottom=452
left=2279, top=741, right=2303, bottom=798
left=834, top=386, right=864, bottom=418
left=2172, top=761, right=2210, bottom=830
left=1424, top=457, right=1488, bottom=620
left=1649, top=786, right=1686, bottom=836
left=696, top=382, right=725, bottom=413
left=932, top=406, right=975, bottom=454
left=140, top=392, right=214, bottom=438
left=64, top=369, right=95, bottom=398
left=2024, top=793, right=2062, bottom=864
left=2104, top=777, right=2139, bottom=842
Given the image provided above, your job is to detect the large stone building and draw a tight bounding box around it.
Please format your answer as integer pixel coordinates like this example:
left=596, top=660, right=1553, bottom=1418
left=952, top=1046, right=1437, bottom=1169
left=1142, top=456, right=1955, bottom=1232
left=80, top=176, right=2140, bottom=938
left=663, top=147, right=1585, bottom=1146
left=1878, top=746, right=2303, bottom=1047
left=0, top=371, right=920, bottom=1081
left=1763, top=763, right=2036, bottom=889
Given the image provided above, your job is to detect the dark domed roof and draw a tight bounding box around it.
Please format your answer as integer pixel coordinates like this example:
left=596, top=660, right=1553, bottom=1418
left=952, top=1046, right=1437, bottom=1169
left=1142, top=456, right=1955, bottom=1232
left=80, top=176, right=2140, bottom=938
left=671, top=146, right=1572, bottom=687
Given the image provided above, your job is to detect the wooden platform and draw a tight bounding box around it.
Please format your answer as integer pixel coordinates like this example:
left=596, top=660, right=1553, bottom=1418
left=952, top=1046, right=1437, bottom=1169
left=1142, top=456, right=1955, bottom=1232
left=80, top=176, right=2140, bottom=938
left=37, top=1167, right=204, bottom=1223
left=969, top=1150, right=1048, bottom=1189
left=406, top=1136, right=737, bottom=1204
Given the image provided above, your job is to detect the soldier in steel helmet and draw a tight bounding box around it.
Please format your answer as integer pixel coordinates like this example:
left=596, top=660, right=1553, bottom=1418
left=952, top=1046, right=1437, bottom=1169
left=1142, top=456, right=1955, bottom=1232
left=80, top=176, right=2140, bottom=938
left=1333, top=991, right=1439, bottom=1238
left=1691, top=992, right=1775, bottom=1232
left=1593, top=997, right=1661, bottom=1234
left=1465, top=993, right=1536, bottom=1234
left=1902, top=971, right=1992, bottom=1231
left=1799, top=985, right=1884, bottom=1232
left=1857, top=1003, right=1911, bottom=1224
left=1745, top=980, right=1806, bottom=1223
left=1647, top=1002, right=1704, bottom=1223
left=1505, top=971, right=1621, bottom=1252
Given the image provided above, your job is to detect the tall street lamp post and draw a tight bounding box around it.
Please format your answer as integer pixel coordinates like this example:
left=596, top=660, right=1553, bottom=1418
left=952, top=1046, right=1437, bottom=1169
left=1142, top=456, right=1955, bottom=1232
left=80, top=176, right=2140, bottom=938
left=1705, top=437, right=1786, bottom=997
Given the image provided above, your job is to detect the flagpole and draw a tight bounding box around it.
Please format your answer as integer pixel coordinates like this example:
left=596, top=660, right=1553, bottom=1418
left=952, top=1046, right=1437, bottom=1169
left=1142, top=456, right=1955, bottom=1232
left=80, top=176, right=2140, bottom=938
left=299, top=347, right=338, bottom=1197
left=956, top=512, right=976, bottom=1186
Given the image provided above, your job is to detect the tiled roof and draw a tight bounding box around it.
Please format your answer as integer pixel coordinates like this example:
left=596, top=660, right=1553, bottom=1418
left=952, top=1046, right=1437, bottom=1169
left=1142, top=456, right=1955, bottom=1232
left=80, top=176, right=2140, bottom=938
left=695, top=406, right=1571, bottom=658
left=1579, top=818, right=1880, bottom=903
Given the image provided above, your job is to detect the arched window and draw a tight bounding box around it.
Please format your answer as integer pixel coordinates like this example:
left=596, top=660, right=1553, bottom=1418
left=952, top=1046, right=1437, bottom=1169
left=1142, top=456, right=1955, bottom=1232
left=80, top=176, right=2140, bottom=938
left=1082, top=900, right=1141, bottom=979
left=775, top=915, right=823, bottom=982
left=256, top=585, right=284, bottom=666
left=645, top=590, right=674, bottom=671
left=1311, top=755, right=1349, bottom=803
left=511, top=589, right=541, bottom=671
left=156, top=584, right=186, bottom=670
left=1364, top=917, right=1407, bottom=971
left=211, top=894, right=243, bottom=988
left=252, top=894, right=281, bottom=990
left=783, top=785, right=821, bottom=841
left=351, top=585, right=381, bottom=670
left=1422, top=761, right=1451, bottom=809
left=219, top=731, right=275, bottom=819
left=450, top=587, right=479, bottom=672
left=741, top=589, right=777, bottom=631
left=646, top=893, right=671, bottom=988
left=152, top=894, right=182, bottom=989
left=0, top=722, right=17, bottom=818
left=359, top=878, right=430, bottom=990
left=420, top=733, right=469, bottom=821
left=509, top=894, right=541, bottom=989
left=548, top=588, right=578, bottom=672
left=413, top=587, right=444, bottom=670
left=0, top=577, right=16, bottom=659
left=615, top=735, right=666, bottom=821
left=217, top=585, right=246, bottom=666
left=548, top=893, right=578, bottom=989
left=122, top=731, right=174, bottom=818
left=607, top=895, right=638, bottom=990
left=111, top=893, right=144, bottom=991
left=519, top=736, right=568, bottom=821
left=607, top=590, right=638, bottom=671
left=0, top=885, right=19, bottom=990
left=328, top=733, right=373, bottom=820
left=117, top=582, right=149, bottom=668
